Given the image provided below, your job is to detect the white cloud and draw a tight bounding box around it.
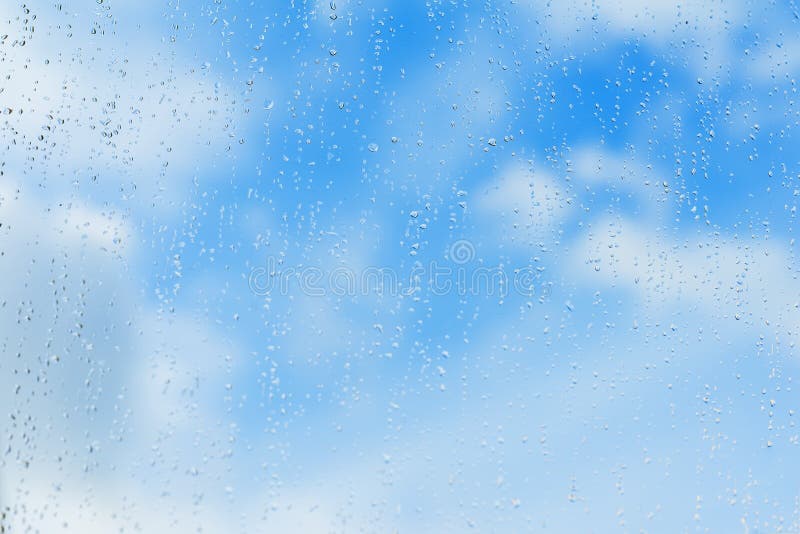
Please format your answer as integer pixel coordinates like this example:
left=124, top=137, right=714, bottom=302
left=567, top=143, right=676, bottom=219
left=570, top=145, right=638, bottom=183
left=522, top=0, right=744, bottom=79
left=745, top=35, right=800, bottom=83
left=532, top=0, right=741, bottom=41
left=570, top=216, right=800, bottom=342
left=476, top=162, right=574, bottom=248
left=0, top=179, right=247, bottom=532
left=0, top=2, right=242, bottom=213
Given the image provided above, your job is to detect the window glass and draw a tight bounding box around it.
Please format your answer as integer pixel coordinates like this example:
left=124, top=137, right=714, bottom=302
left=2, top=1, right=799, bottom=532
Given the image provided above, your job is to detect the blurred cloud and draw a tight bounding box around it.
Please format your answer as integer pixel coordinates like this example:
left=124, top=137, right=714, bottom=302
left=571, top=215, right=800, bottom=344
left=0, top=2, right=242, bottom=213
left=0, top=177, right=246, bottom=531
left=476, top=161, right=574, bottom=249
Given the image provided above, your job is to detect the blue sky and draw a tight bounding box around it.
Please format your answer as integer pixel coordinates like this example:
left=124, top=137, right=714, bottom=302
left=2, top=0, right=800, bottom=532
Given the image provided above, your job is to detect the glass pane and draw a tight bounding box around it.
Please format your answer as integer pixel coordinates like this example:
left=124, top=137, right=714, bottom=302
left=2, top=1, right=799, bottom=532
